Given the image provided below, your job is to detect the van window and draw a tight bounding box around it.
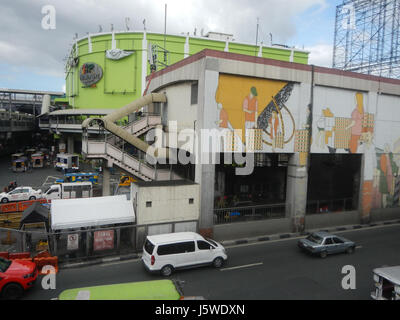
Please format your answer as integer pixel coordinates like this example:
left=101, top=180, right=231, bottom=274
left=197, top=241, right=213, bottom=250
left=144, top=239, right=155, bottom=255
left=157, top=241, right=195, bottom=255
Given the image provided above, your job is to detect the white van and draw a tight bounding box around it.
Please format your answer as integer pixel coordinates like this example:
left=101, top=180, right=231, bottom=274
left=142, top=232, right=228, bottom=276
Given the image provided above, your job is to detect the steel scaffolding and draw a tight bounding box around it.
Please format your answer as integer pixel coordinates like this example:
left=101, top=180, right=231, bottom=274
left=333, top=0, right=400, bottom=79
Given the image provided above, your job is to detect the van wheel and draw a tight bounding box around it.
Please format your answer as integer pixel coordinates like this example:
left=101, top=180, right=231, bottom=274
left=2, top=283, right=23, bottom=300
left=29, top=196, right=36, bottom=200
left=1, top=198, right=9, bottom=203
left=160, top=265, right=173, bottom=277
left=213, top=257, right=224, bottom=268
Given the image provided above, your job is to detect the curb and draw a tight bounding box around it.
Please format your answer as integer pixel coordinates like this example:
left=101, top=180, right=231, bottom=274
left=219, top=219, right=400, bottom=247
left=59, top=253, right=140, bottom=270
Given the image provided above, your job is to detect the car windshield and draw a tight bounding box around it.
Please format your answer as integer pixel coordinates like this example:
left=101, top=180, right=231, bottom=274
left=0, top=257, right=11, bottom=272
left=206, top=238, right=218, bottom=247
left=306, top=234, right=324, bottom=245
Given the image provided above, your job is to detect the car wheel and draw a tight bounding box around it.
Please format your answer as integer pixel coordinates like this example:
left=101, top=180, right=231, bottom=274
left=346, top=246, right=355, bottom=254
left=1, top=198, right=9, bottom=203
left=160, top=265, right=173, bottom=277
left=2, top=283, right=24, bottom=300
left=320, top=251, right=327, bottom=258
left=29, top=196, right=36, bottom=200
left=212, top=257, right=224, bottom=268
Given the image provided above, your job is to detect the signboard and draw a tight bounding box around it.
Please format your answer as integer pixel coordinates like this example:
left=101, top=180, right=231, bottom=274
left=93, top=230, right=114, bottom=251
left=67, top=234, right=79, bottom=251
left=79, top=62, right=103, bottom=87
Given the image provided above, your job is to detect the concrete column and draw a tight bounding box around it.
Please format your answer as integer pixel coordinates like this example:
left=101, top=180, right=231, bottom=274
left=102, top=166, right=111, bottom=196
left=358, top=91, right=379, bottom=224
left=286, top=153, right=308, bottom=233
left=67, top=135, right=74, bottom=154
left=195, top=58, right=220, bottom=238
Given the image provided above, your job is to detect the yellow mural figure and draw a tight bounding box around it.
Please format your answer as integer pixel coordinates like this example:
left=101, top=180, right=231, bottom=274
left=269, top=110, right=280, bottom=152
left=243, top=87, right=258, bottom=130
left=346, top=92, right=364, bottom=153
left=215, top=74, right=289, bottom=144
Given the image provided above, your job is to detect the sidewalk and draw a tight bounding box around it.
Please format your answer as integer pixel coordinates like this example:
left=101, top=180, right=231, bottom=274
left=59, top=218, right=400, bottom=270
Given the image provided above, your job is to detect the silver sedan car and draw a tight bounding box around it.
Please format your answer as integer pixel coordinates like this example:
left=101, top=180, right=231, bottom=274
left=298, top=232, right=356, bottom=258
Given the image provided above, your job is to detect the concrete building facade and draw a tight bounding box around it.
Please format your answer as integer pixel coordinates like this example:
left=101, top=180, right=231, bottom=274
left=140, top=49, right=400, bottom=239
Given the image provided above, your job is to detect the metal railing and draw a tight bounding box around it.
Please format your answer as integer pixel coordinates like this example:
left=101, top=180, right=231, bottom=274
left=214, top=203, right=286, bottom=225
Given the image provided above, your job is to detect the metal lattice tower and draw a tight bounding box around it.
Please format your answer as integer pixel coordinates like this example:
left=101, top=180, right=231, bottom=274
left=333, top=0, right=400, bottom=79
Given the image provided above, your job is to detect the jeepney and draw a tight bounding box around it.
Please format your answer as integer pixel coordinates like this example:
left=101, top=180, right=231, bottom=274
left=371, top=266, right=400, bottom=300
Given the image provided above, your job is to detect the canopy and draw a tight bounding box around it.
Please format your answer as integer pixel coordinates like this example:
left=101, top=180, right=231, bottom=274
left=20, top=202, right=50, bottom=230
left=50, top=195, right=135, bottom=230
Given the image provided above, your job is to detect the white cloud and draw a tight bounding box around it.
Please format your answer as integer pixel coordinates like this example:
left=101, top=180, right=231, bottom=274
left=306, top=44, right=333, bottom=67
left=0, top=0, right=329, bottom=85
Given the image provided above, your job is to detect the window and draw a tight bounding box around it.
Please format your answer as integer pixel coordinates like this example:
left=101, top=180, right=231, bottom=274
left=146, top=201, right=152, bottom=208
left=324, top=238, right=334, bottom=245
left=306, top=234, right=323, bottom=245
left=333, top=237, right=344, bottom=244
left=157, top=241, right=195, bottom=255
left=189, top=198, right=194, bottom=204
left=176, top=241, right=195, bottom=253
left=197, top=240, right=213, bottom=250
left=190, top=83, right=198, bottom=105
left=144, top=239, right=155, bottom=255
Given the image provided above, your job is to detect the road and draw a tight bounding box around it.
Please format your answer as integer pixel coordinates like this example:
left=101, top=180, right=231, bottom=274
left=23, top=223, right=400, bottom=300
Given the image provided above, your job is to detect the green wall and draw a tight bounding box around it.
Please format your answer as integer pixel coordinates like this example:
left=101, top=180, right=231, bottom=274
left=65, top=32, right=309, bottom=110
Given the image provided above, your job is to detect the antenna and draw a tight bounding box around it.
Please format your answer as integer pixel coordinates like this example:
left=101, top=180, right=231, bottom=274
left=164, top=3, right=167, bottom=63
left=194, top=28, right=197, bottom=36
left=125, top=17, right=131, bottom=31
left=98, top=25, right=103, bottom=33
left=269, top=33, right=273, bottom=46
left=143, top=19, right=146, bottom=31
left=110, top=24, right=114, bottom=32
left=255, top=17, right=259, bottom=46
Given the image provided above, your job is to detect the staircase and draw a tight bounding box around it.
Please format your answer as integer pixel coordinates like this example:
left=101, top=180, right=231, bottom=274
left=82, top=139, right=180, bottom=181
left=81, top=93, right=183, bottom=182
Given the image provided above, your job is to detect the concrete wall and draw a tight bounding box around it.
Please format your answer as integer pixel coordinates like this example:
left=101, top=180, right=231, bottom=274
left=370, top=207, right=400, bottom=222
left=304, top=211, right=360, bottom=230
left=213, top=218, right=291, bottom=241
left=134, top=183, right=200, bottom=225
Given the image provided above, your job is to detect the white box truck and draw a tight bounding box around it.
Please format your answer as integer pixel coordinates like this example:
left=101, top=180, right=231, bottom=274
left=43, top=182, right=93, bottom=200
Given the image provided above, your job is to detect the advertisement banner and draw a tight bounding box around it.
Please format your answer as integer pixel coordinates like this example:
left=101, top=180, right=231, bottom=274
left=93, top=230, right=114, bottom=251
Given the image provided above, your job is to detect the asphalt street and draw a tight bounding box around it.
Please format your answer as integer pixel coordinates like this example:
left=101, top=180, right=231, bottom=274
left=22, top=223, right=400, bottom=300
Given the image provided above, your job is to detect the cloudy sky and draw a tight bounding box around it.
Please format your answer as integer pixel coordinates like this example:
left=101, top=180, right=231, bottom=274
left=0, top=0, right=343, bottom=92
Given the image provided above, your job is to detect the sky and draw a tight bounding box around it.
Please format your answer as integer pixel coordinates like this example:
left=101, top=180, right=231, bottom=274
left=0, top=0, right=344, bottom=92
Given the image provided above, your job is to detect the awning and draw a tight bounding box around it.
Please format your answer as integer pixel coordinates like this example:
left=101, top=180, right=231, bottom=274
left=20, top=202, right=50, bottom=230
left=50, top=195, right=135, bottom=230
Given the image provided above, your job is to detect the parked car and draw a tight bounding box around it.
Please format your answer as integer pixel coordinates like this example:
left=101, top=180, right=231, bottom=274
left=0, top=187, right=42, bottom=203
left=298, top=231, right=356, bottom=258
left=142, top=232, right=228, bottom=276
left=0, top=257, right=38, bottom=299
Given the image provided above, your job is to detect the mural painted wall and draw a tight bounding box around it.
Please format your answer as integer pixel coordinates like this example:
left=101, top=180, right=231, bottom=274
left=214, top=74, right=302, bottom=154
left=312, top=86, right=400, bottom=214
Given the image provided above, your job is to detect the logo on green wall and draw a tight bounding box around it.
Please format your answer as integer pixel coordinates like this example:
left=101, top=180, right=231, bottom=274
left=80, top=62, right=103, bottom=87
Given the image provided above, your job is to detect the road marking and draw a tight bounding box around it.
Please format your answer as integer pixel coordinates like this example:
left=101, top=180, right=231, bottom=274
left=220, top=262, right=263, bottom=272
